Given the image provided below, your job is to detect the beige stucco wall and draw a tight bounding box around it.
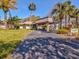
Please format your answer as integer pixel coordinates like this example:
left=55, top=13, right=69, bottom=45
left=0, top=25, right=6, bottom=29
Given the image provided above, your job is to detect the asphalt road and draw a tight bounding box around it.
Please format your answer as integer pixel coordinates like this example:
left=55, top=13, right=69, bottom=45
left=11, top=31, right=79, bottom=59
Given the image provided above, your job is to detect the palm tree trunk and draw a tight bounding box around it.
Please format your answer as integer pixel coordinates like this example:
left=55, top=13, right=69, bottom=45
left=68, top=15, right=70, bottom=23
left=65, top=15, right=67, bottom=27
left=4, top=12, right=7, bottom=20
left=9, top=10, right=13, bottom=29
left=76, top=17, right=78, bottom=28
left=4, top=12, right=8, bottom=29
left=60, top=19, right=62, bottom=29
left=9, top=10, right=12, bottom=20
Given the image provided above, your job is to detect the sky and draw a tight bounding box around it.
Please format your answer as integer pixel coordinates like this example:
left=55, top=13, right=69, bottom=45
left=0, top=0, right=79, bottom=20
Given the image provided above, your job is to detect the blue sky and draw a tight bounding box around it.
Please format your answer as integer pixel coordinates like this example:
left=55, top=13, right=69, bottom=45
left=0, top=0, right=79, bottom=20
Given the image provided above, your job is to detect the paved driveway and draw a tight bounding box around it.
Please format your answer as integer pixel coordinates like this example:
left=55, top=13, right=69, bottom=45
left=26, top=31, right=63, bottom=39
left=11, top=31, right=79, bottom=59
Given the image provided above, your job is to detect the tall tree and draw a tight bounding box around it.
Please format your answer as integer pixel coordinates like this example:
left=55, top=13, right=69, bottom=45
left=28, top=2, right=36, bottom=16
left=73, top=8, right=79, bottom=28
left=62, top=1, right=75, bottom=26
left=52, top=1, right=76, bottom=28
left=52, top=3, right=64, bottom=29
left=28, top=2, right=36, bottom=24
left=0, top=0, right=16, bottom=28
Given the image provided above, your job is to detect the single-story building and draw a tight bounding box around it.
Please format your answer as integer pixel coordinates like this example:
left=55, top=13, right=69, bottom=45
left=19, top=20, right=33, bottom=29
left=36, top=16, right=59, bottom=31
left=0, top=21, right=6, bottom=29
left=19, top=16, right=60, bottom=31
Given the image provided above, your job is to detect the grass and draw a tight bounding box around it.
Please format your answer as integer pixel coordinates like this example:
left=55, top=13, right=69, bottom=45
left=0, top=29, right=32, bottom=59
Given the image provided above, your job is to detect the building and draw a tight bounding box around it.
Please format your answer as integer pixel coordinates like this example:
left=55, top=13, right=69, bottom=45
left=19, top=20, right=33, bottom=29
left=19, top=16, right=60, bottom=32
left=0, top=21, right=6, bottom=29
left=36, top=16, right=59, bottom=31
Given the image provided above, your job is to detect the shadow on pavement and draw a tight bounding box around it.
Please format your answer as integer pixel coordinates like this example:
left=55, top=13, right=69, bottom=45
left=12, top=37, right=79, bottom=59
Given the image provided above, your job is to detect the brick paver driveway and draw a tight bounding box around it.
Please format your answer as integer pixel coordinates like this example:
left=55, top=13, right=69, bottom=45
left=11, top=31, right=79, bottom=59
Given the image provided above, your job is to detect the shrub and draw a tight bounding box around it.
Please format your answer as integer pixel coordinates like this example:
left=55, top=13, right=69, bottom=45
left=62, top=26, right=69, bottom=30
left=75, top=34, right=79, bottom=40
left=56, top=29, right=68, bottom=34
left=75, top=36, right=79, bottom=40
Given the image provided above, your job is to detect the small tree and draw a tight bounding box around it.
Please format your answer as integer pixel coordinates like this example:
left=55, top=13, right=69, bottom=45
left=11, top=16, right=21, bottom=29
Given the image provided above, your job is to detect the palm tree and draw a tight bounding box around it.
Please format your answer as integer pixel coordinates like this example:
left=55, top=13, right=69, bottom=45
left=52, top=3, right=64, bottom=29
left=28, top=2, right=36, bottom=16
left=63, top=1, right=75, bottom=26
left=63, top=1, right=79, bottom=28
left=73, top=8, right=79, bottom=28
left=0, top=0, right=16, bottom=28
left=28, top=2, right=37, bottom=30
left=52, top=1, right=75, bottom=28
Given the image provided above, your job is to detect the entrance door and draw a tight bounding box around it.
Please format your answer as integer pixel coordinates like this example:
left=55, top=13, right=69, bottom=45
left=32, top=23, right=37, bottom=30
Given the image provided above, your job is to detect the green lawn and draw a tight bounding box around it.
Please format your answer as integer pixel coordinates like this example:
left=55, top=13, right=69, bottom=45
left=0, top=29, right=32, bottom=59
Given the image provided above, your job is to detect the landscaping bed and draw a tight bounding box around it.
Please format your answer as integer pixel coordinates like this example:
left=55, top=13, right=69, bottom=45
left=56, top=28, right=79, bottom=39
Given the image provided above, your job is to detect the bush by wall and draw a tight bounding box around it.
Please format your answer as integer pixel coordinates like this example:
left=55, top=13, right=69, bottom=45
left=56, top=29, right=68, bottom=34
